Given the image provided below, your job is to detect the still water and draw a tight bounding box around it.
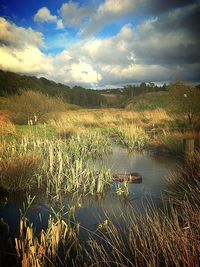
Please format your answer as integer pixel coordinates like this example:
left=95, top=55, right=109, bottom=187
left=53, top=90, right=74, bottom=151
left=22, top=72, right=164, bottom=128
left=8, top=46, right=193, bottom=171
left=0, top=144, right=179, bottom=236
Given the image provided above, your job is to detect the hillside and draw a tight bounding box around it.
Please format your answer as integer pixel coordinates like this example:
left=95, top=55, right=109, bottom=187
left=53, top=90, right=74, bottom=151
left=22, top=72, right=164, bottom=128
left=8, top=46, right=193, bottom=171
left=0, top=70, right=106, bottom=107
left=125, top=91, right=169, bottom=111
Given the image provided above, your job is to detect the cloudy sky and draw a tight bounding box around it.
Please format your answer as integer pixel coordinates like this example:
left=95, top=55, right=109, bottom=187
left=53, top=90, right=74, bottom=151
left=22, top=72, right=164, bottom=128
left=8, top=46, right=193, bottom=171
left=0, top=0, right=199, bottom=88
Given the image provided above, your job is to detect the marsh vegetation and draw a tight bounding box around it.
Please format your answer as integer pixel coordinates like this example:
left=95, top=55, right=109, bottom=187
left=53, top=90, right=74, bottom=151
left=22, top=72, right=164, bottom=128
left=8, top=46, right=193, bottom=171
left=0, top=81, right=200, bottom=266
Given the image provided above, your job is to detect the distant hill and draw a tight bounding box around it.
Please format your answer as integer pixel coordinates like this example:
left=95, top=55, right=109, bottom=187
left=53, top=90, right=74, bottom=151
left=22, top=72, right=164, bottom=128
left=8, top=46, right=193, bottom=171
left=0, top=70, right=107, bottom=107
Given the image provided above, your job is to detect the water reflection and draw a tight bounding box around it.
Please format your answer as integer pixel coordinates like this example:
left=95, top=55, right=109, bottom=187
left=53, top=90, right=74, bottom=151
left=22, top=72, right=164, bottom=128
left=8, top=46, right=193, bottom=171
left=0, top=144, right=179, bottom=235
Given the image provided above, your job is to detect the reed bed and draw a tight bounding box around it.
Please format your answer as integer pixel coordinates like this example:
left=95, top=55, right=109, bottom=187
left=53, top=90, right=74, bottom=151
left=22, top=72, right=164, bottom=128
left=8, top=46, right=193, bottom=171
left=0, top=130, right=112, bottom=195
left=14, top=189, right=200, bottom=267
left=15, top=215, right=81, bottom=267
left=1, top=108, right=199, bottom=267
left=116, top=124, right=149, bottom=151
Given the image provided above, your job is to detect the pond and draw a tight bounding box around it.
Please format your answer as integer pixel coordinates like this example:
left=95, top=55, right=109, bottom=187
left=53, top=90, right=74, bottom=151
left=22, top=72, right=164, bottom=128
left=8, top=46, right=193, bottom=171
left=0, top=143, right=180, bottom=239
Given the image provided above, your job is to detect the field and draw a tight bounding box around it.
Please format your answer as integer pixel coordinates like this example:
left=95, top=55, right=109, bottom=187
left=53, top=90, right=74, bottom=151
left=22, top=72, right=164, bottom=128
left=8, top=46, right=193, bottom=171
left=0, top=88, right=200, bottom=267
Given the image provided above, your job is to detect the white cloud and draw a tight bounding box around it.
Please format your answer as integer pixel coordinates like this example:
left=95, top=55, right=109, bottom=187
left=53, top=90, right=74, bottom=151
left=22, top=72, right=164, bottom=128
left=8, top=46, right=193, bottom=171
left=81, top=0, right=134, bottom=35
left=71, top=24, right=134, bottom=66
left=34, top=7, right=57, bottom=23
left=1, top=1, right=199, bottom=89
left=0, top=45, right=53, bottom=74
left=47, top=50, right=101, bottom=86
left=60, top=2, right=92, bottom=28
left=0, top=17, right=43, bottom=48
left=0, top=18, right=51, bottom=74
left=56, top=19, right=64, bottom=30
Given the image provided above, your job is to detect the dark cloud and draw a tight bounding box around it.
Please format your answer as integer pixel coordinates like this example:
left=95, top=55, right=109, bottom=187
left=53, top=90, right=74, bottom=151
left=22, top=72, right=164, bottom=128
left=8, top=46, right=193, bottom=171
left=154, top=4, right=200, bottom=36
left=140, top=0, right=198, bottom=14
left=132, top=3, right=200, bottom=66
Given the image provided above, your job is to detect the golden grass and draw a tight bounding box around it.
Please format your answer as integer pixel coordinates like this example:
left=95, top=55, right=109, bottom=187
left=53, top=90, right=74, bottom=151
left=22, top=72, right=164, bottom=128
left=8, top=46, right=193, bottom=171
left=0, top=153, right=41, bottom=191
left=117, top=124, right=150, bottom=150
left=15, top=216, right=81, bottom=267
left=142, top=108, right=173, bottom=124
left=48, top=108, right=172, bottom=133
left=0, top=111, right=15, bottom=135
left=88, top=199, right=200, bottom=267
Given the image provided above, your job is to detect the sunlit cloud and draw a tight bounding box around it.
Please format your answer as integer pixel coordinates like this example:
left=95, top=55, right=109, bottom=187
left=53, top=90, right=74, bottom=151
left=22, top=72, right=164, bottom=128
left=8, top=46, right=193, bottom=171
left=34, top=7, right=57, bottom=23
left=0, top=0, right=199, bottom=87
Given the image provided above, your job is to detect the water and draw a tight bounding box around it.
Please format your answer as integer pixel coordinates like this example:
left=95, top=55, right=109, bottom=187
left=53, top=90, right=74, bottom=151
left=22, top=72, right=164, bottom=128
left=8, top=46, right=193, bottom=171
left=0, top=143, right=179, bottom=237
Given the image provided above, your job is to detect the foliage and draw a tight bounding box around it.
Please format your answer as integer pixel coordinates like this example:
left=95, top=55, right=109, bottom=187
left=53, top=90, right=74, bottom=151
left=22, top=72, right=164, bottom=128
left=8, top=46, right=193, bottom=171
left=168, top=81, right=200, bottom=126
left=123, top=82, right=168, bottom=99
left=0, top=69, right=107, bottom=107
left=126, top=91, right=169, bottom=111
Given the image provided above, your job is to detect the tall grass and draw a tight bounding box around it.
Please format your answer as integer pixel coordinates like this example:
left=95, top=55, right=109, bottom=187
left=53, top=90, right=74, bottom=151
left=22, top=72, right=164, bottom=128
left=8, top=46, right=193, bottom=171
left=116, top=124, right=149, bottom=151
left=167, top=149, right=200, bottom=204
left=0, top=130, right=112, bottom=195
left=0, top=153, right=41, bottom=191
left=0, top=112, right=15, bottom=135
left=88, top=200, right=199, bottom=267
left=15, top=215, right=81, bottom=266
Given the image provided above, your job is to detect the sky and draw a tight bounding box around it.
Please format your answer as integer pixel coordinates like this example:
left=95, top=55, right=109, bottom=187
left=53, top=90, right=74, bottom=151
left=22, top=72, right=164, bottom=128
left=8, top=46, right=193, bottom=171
left=0, top=0, right=199, bottom=88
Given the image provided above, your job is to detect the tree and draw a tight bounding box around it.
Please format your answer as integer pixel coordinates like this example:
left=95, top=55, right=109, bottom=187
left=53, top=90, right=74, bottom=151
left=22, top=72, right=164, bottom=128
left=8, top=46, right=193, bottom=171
left=168, top=81, right=200, bottom=127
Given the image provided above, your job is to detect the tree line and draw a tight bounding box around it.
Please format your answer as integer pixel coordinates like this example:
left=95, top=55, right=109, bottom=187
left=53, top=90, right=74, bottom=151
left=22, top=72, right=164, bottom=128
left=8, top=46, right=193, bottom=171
left=0, top=70, right=106, bottom=107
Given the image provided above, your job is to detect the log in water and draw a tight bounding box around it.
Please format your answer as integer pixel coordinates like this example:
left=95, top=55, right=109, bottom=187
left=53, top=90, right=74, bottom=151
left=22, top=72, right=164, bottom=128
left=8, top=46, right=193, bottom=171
left=112, top=172, right=142, bottom=183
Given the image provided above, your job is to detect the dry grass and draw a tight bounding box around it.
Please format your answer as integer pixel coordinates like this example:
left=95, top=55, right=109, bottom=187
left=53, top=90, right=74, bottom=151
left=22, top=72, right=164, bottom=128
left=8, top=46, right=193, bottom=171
left=88, top=199, right=200, bottom=267
left=167, top=149, right=200, bottom=204
left=15, top=215, right=81, bottom=267
left=49, top=109, right=170, bottom=132
left=142, top=108, right=173, bottom=124
left=50, top=109, right=150, bottom=144
left=117, top=124, right=150, bottom=150
left=0, top=153, right=41, bottom=191
left=0, top=111, right=15, bottom=135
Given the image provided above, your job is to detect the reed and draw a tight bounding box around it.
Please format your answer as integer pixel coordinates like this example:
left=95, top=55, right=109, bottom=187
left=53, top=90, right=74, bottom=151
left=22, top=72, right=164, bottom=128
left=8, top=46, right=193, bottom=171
left=88, top=200, right=200, bottom=267
left=0, top=130, right=112, bottom=196
left=116, top=124, right=149, bottom=151
left=166, top=149, right=200, bottom=204
left=15, top=215, right=81, bottom=266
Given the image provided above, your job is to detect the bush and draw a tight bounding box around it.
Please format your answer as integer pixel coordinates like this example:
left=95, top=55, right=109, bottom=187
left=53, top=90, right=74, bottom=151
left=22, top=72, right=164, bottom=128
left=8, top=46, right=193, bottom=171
left=7, top=90, right=69, bottom=124
left=168, top=81, right=200, bottom=127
